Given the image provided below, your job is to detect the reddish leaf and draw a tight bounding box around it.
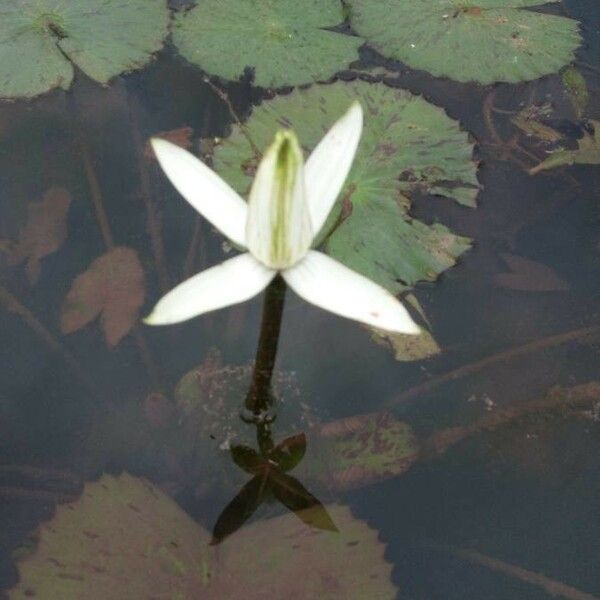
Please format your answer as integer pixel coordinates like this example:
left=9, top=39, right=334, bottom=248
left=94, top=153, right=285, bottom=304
left=60, top=247, right=145, bottom=346
left=270, top=432, right=306, bottom=472
left=231, top=445, right=265, bottom=475
left=211, top=472, right=269, bottom=545
left=269, top=469, right=338, bottom=533
left=144, top=127, right=193, bottom=160
left=8, top=187, right=71, bottom=284
left=494, top=253, right=569, bottom=292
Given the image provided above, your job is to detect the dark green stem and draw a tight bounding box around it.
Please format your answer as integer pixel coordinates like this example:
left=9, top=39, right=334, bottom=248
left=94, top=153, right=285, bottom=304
left=243, top=276, right=286, bottom=454
left=245, top=275, right=287, bottom=414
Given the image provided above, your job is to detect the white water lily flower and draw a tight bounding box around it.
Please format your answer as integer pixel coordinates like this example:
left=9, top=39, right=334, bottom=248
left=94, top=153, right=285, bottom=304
left=145, top=102, right=419, bottom=334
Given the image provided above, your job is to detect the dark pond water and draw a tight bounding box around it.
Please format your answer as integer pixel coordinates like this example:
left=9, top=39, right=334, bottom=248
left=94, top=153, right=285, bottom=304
left=0, top=2, right=599, bottom=599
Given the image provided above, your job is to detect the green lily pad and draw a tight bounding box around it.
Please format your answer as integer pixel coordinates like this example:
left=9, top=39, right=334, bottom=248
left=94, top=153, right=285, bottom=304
left=213, top=81, right=476, bottom=294
left=347, top=0, right=581, bottom=84
left=171, top=0, right=362, bottom=88
left=0, top=0, right=169, bottom=99
left=9, top=474, right=397, bottom=599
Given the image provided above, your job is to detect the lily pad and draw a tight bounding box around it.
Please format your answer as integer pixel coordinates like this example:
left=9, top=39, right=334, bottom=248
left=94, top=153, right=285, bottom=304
left=347, top=0, right=581, bottom=84
left=0, top=0, right=169, bottom=99
left=10, top=474, right=397, bottom=599
left=171, top=0, right=362, bottom=88
left=213, top=81, right=476, bottom=294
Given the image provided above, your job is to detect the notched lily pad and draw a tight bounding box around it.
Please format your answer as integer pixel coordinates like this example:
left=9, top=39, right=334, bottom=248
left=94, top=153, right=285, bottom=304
left=60, top=247, right=145, bottom=347
left=347, top=0, right=581, bottom=84
left=213, top=81, right=476, bottom=295
left=10, top=474, right=398, bottom=599
left=9, top=473, right=214, bottom=599
left=7, top=187, right=71, bottom=284
left=0, top=0, right=169, bottom=99
left=172, top=0, right=362, bottom=88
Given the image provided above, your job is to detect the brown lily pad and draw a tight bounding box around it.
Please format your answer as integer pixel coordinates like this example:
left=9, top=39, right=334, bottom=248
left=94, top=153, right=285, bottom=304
left=494, top=253, right=569, bottom=292
left=7, top=187, right=72, bottom=284
left=60, top=247, right=145, bottom=346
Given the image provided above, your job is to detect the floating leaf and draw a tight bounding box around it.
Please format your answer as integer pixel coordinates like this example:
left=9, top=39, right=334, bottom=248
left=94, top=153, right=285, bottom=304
left=561, top=67, right=589, bottom=118
left=347, top=0, right=581, bottom=84
left=220, top=504, right=396, bottom=599
left=0, top=0, right=169, bottom=99
left=213, top=81, right=476, bottom=295
left=7, top=187, right=71, bottom=284
left=494, top=253, right=569, bottom=292
left=60, top=247, right=145, bottom=346
left=171, top=0, right=362, bottom=88
left=529, top=120, right=600, bottom=174
left=10, top=474, right=397, bottom=599
left=9, top=473, right=214, bottom=599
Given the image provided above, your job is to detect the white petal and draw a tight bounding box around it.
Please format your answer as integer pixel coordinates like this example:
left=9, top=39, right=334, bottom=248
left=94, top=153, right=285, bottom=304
left=144, top=253, right=275, bottom=325
left=282, top=251, right=420, bottom=334
left=246, top=130, right=313, bottom=269
left=304, top=102, right=363, bottom=236
left=151, top=138, right=248, bottom=247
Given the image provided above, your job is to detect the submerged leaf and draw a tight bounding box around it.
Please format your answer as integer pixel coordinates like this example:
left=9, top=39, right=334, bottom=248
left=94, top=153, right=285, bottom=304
left=304, top=412, right=419, bottom=491
left=0, top=0, right=169, bottom=99
left=347, top=0, right=581, bottom=84
left=373, top=327, right=441, bottom=362
left=371, top=294, right=441, bottom=361
left=561, top=67, right=589, bottom=118
left=213, top=81, right=476, bottom=296
left=7, top=187, right=71, bottom=284
left=172, top=0, right=362, bottom=88
left=10, top=475, right=397, bottom=599
left=494, top=253, right=569, bottom=292
left=230, top=445, right=264, bottom=475
left=270, top=432, right=307, bottom=472
left=529, top=120, right=600, bottom=174
left=60, top=247, right=145, bottom=346
left=269, top=469, right=338, bottom=532
left=211, top=473, right=268, bottom=544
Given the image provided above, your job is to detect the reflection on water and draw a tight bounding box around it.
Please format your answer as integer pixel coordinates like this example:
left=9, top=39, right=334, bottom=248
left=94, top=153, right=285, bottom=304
left=1, top=6, right=600, bottom=599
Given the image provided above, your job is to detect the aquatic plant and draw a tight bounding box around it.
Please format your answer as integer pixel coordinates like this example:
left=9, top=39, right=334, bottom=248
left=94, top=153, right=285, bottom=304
left=145, top=102, right=419, bottom=334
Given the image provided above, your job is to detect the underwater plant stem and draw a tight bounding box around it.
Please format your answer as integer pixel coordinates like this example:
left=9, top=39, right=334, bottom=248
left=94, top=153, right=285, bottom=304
left=424, top=543, right=599, bottom=600
left=0, top=285, right=99, bottom=401
left=79, top=140, right=115, bottom=249
left=182, top=216, right=203, bottom=278
left=420, top=381, right=600, bottom=460
left=127, top=92, right=171, bottom=295
left=245, top=276, right=287, bottom=416
left=386, top=325, right=600, bottom=409
left=79, top=138, right=162, bottom=391
left=203, top=77, right=262, bottom=159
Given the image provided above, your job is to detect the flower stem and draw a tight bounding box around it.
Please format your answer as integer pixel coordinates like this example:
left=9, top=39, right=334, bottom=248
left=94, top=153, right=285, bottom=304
left=244, top=275, right=287, bottom=417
